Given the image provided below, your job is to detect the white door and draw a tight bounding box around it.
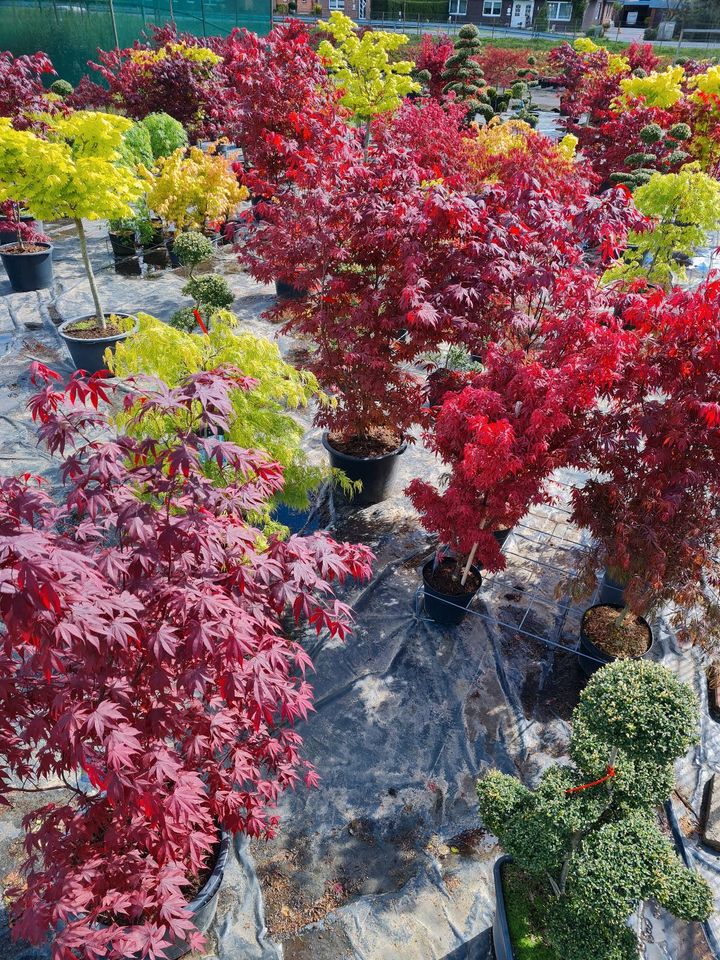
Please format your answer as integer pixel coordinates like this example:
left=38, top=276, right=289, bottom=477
left=511, top=1, right=532, bottom=27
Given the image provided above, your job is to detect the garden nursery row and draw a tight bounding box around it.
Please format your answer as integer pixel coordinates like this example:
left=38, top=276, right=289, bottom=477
left=2, top=16, right=720, bottom=960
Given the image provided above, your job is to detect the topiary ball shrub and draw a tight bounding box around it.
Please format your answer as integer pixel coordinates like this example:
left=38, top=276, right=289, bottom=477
left=173, top=230, right=214, bottom=271
left=50, top=79, right=74, bottom=97
left=169, top=305, right=208, bottom=333
left=639, top=122, right=664, bottom=144
left=669, top=122, right=691, bottom=141
left=182, top=274, right=235, bottom=311
left=141, top=112, right=189, bottom=161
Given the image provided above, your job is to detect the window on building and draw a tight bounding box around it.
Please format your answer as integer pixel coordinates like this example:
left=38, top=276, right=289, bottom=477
left=449, top=0, right=468, bottom=13
left=328, top=0, right=344, bottom=9
left=482, top=0, right=502, bottom=14
left=546, top=1, right=573, bottom=19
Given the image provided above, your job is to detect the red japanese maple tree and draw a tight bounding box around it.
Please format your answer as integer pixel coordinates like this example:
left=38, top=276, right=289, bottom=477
left=406, top=33, right=455, bottom=99
left=0, top=50, right=56, bottom=128
left=408, top=292, right=627, bottom=579
left=570, top=278, right=720, bottom=656
left=1, top=365, right=372, bottom=960
left=70, top=26, right=226, bottom=138
left=218, top=21, right=350, bottom=199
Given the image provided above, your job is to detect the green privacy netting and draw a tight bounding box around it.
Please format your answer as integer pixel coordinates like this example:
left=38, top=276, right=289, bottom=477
left=0, top=0, right=272, bottom=85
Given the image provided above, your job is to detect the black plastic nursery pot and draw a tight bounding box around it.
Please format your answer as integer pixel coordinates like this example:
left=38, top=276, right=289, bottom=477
left=578, top=602, right=654, bottom=680
left=493, top=855, right=515, bottom=960
left=322, top=432, right=407, bottom=506
left=597, top=569, right=626, bottom=606
left=0, top=242, right=54, bottom=292
left=422, top=557, right=482, bottom=626
left=58, top=313, right=138, bottom=375
left=275, top=279, right=308, bottom=301
left=110, top=231, right=169, bottom=275
left=95, top=829, right=231, bottom=960
left=163, top=828, right=231, bottom=959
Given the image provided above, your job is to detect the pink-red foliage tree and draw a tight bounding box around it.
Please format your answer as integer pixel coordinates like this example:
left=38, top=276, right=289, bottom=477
left=70, top=26, right=226, bottom=138
left=1, top=365, right=372, bottom=960
left=408, top=318, right=626, bottom=576
left=407, top=33, right=454, bottom=99
left=570, top=278, right=720, bottom=654
left=0, top=50, right=56, bottom=127
left=218, top=21, right=350, bottom=199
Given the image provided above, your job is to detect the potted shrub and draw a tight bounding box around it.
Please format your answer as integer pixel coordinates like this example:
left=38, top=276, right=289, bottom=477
left=108, top=201, right=167, bottom=276
left=478, top=659, right=713, bottom=960
left=1, top=363, right=372, bottom=960
left=570, top=278, right=720, bottom=673
left=146, top=145, right=246, bottom=257
left=107, top=310, right=348, bottom=525
left=407, top=347, right=612, bottom=625
left=0, top=112, right=147, bottom=372
left=0, top=199, right=53, bottom=292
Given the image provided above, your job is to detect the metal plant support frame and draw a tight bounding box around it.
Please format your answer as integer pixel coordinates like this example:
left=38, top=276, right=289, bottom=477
left=414, top=472, right=612, bottom=668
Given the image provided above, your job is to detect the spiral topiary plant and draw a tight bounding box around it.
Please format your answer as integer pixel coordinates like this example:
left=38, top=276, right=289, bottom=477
left=477, top=659, right=713, bottom=960
left=441, top=25, right=487, bottom=122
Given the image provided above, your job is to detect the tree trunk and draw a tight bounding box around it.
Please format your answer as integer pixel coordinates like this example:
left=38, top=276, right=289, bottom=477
left=75, top=218, right=105, bottom=329
left=460, top=541, right=479, bottom=587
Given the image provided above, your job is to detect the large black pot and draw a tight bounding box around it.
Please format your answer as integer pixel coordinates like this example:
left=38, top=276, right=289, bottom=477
left=578, top=602, right=653, bottom=679
left=598, top=569, right=626, bottom=606
left=58, top=313, right=138, bottom=375
left=422, top=557, right=482, bottom=626
left=492, top=855, right=515, bottom=960
left=0, top=242, right=53, bottom=292
left=275, top=280, right=307, bottom=301
left=163, top=829, right=231, bottom=959
left=322, top=432, right=407, bottom=506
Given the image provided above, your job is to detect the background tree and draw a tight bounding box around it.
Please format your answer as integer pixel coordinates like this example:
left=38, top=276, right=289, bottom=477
left=0, top=112, right=144, bottom=328
left=478, top=660, right=713, bottom=960
left=441, top=24, right=487, bottom=122
left=317, top=12, right=420, bottom=153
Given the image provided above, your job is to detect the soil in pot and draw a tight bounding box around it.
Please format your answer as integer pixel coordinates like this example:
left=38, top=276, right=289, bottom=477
left=323, top=429, right=407, bottom=506
left=501, top=862, right=559, bottom=960
left=329, top=429, right=401, bottom=459
left=583, top=605, right=651, bottom=660
left=59, top=314, right=137, bottom=376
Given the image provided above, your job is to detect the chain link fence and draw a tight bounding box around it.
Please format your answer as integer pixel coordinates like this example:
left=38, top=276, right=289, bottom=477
left=0, top=0, right=272, bottom=84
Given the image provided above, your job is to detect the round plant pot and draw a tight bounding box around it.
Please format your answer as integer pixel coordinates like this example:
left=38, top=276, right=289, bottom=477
left=58, top=313, right=138, bottom=375
left=275, top=280, right=308, bottom=301
left=422, top=557, right=482, bottom=626
left=322, top=432, right=407, bottom=506
left=578, top=602, right=653, bottom=679
left=109, top=231, right=141, bottom=276
left=166, top=237, right=181, bottom=268
left=492, top=855, right=515, bottom=960
left=598, top=569, right=626, bottom=606
left=494, top=528, right=511, bottom=548
left=142, top=231, right=169, bottom=270
left=0, top=242, right=54, bottom=292
left=162, top=829, right=231, bottom=959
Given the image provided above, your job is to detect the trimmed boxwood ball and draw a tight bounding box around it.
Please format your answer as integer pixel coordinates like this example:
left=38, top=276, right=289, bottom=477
left=639, top=122, right=664, bottom=144
left=669, top=122, right=691, bottom=141
left=477, top=659, right=712, bottom=960
left=50, top=79, right=73, bottom=97
left=172, top=230, right=214, bottom=270
left=169, top=305, right=205, bottom=333
left=625, top=151, right=658, bottom=168
left=182, top=274, right=235, bottom=310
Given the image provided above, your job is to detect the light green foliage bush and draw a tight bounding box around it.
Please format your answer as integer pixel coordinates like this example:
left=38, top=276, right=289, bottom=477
left=172, top=230, right=214, bottom=273
left=604, top=166, right=720, bottom=285
left=108, top=311, right=332, bottom=517
left=119, top=121, right=154, bottom=169
left=140, top=112, right=189, bottom=160
left=182, top=274, right=234, bottom=311
left=477, top=660, right=712, bottom=960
